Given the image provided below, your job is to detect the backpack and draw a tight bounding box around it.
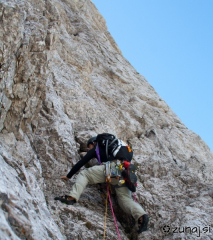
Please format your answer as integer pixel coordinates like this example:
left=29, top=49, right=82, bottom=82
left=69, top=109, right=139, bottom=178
left=95, top=133, right=136, bottom=191
left=96, top=133, right=118, bottom=159
left=96, top=133, right=133, bottom=161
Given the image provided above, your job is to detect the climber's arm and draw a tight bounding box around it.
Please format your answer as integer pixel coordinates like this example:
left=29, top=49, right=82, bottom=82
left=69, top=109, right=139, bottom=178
left=64, top=148, right=96, bottom=179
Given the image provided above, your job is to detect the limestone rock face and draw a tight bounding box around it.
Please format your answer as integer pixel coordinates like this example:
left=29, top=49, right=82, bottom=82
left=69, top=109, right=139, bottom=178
left=0, top=0, right=212, bottom=239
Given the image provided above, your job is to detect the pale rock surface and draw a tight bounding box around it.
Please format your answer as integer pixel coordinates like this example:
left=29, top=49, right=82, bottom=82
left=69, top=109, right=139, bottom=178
left=0, top=0, right=212, bottom=239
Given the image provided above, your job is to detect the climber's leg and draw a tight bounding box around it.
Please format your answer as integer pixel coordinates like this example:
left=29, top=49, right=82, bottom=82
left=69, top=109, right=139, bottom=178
left=114, top=186, right=147, bottom=221
left=69, top=165, right=105, bottom=202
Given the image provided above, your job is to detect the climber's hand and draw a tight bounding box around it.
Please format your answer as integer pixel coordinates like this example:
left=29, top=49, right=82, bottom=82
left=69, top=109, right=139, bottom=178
left=60, top=176, right=69, bottom=181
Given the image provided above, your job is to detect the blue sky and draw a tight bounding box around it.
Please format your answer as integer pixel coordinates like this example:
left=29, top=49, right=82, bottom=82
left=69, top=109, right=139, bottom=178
left=92, top=0, right=213, bottom=152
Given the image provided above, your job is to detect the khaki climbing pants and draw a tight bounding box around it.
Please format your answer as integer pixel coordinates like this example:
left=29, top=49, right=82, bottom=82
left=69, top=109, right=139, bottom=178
left=69, top=165, right=146, bottom=221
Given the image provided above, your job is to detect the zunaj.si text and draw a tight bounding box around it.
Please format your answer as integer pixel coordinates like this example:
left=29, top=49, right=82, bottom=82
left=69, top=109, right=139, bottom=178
left=162, top=225, right=211, bottom=238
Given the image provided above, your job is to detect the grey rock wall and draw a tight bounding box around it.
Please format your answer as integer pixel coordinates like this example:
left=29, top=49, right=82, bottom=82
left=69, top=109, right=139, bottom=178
left=0, top=0, right=212, bottom=239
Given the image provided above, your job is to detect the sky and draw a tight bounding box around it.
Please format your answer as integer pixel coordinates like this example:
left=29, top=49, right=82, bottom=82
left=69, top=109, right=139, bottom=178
left=92, top=0, right=213, bottom=152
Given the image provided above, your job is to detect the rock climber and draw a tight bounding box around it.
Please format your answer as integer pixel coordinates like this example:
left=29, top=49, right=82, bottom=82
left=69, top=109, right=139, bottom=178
left=54, top=134, right=149, bottom=233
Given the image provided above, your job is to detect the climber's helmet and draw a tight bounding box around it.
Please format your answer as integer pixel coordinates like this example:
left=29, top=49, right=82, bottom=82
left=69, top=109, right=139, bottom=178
left=87, top=136, right=97, bottom=148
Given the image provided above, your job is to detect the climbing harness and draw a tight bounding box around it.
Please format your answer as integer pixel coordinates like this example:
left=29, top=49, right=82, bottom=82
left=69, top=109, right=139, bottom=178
left=103, top=161, right=111, bottom=182
left=103, top=160, right=125, bottom=183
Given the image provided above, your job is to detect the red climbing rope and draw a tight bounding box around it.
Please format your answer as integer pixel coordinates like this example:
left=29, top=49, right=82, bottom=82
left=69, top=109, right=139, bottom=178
left=132, top=192, right=137, bottom=203
left=107, top=184, right=122, bottom=240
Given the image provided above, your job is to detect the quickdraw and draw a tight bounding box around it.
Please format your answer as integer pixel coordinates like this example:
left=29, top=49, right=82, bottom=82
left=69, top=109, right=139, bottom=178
left=103, top=160, right=124, bottom=183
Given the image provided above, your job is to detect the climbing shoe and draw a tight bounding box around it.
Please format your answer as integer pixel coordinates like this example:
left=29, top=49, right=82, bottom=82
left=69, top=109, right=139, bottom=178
left=54, top=195, right=76, bottom=205
left=138, top=214, right=149, bottom=233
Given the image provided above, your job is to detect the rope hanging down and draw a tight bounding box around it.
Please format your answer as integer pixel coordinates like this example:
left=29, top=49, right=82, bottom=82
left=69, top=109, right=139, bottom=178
left=132, top=192, right=137, bottom=202
left=103, top=188, right=108, bottom=239
left=107, top=184, right=122, bottom=240
left=96, top=145, right=129, bottom=239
